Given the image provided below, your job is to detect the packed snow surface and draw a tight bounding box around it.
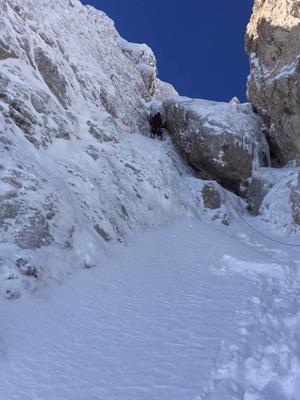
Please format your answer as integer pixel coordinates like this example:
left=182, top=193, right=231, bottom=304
left=1, top=219, right=300, bottom=400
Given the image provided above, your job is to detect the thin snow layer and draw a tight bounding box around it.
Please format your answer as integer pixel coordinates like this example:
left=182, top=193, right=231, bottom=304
left=153, top=79, right=179, bottom=100
left=119, top=39, right=158, bottom=95
left=164, top=97, right=260, bottom=136
left=1, top=220, right=300, bottom=400
left=249, top=53, right=299, bottom=88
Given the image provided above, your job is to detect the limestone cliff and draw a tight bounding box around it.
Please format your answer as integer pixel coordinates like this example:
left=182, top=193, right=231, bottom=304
left=246, top=0, right=300, bottom=164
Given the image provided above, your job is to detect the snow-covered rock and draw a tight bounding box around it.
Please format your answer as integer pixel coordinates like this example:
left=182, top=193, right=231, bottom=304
left=246, top=0, right=300, bottom=164
left=153, top=79, right=179, bottom=100
left=0, top=0, right=242, bottom=299
left=119, top=39, right=157, bottom=97
left=163, top=97, right=270, bottom=197
left=248, top=167, right=300, bottom=234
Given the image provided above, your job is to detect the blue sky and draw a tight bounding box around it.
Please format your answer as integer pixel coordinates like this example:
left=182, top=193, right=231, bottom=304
left=82, top=1, right=254, bottom=102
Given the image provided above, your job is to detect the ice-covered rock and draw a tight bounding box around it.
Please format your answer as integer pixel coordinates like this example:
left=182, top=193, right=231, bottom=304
left=120, top=39, right=158, bottom=97
left=0, top=0, right=241, bottom=298
left=248, top=167, right=300, bottom=234
left=246, top=0, right=300, bottom=164
left=162, top=96, right=270, bottom=197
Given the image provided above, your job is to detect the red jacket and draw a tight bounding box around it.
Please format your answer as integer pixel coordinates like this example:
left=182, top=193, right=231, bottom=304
left=149, top=113, right=165, bottom=129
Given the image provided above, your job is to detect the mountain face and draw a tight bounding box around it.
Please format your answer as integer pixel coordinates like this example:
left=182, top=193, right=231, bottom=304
left=246, top=0, right=300, bottom=165
left=0, top=0, right=239, bottom=299
left=0, top=0, right=299, bottom=299
left=1, top=4, right=300, bottom=399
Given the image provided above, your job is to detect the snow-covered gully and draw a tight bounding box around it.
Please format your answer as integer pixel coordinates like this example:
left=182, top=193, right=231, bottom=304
left=1, top=220, right=299, bottom=400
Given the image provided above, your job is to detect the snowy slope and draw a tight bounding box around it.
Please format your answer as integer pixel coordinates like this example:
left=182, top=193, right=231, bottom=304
left=1, top=220, right=300, bottom=400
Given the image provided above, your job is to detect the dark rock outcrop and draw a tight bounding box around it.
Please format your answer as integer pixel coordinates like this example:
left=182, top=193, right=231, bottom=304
left=0, top=39, right=17, bottom=60
left=34, top=47, right=70, bottom=109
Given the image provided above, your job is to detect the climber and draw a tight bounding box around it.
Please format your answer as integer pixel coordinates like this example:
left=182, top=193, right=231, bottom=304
left=148, top=112, right=166, bottom=140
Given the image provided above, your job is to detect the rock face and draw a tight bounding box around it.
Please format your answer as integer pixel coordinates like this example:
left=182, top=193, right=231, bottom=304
left=0, top=0, right=240, bottom=299
left=248, top=167, right=300, bottom=233
left=120, top=40, right=157, bottom=97
left=246, top=0, right=300, bottom=165
left=163, top=97, right=270, bottom=196
left=200, top=182, right=231, bottom=226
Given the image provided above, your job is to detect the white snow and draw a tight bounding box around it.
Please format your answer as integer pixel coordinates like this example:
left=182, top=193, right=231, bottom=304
left=1, top=219, right=300, bottom=400
left=1, top=1, right=300, bottom=399
left=163, top=96, right=263, bottom=138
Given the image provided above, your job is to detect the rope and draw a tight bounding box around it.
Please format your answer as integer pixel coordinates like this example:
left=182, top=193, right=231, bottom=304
left=223, top=190, right=300, bottom=248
